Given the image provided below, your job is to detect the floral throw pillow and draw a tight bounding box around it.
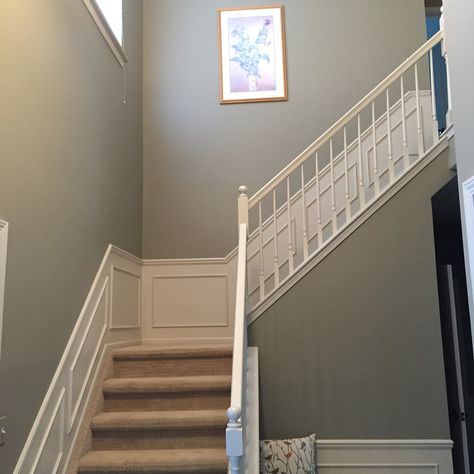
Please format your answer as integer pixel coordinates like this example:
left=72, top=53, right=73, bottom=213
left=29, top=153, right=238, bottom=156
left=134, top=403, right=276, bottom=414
left=259, top=434, right=316, bottom=474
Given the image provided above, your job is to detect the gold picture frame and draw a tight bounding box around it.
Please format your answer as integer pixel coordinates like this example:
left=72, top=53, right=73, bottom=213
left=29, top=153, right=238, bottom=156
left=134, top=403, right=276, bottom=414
left=218, top=5, right=288, bottom=104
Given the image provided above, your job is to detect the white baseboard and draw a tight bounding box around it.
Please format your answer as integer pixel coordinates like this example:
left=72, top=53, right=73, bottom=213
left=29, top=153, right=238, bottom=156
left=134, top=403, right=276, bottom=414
left=13, top=245, right=142, bottom=474
left=316, top=439, right=454, bottom=474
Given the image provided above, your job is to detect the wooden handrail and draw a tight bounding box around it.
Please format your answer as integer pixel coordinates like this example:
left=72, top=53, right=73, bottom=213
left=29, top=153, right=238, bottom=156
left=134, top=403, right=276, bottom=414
left=248, top=30, right=443, bottom=208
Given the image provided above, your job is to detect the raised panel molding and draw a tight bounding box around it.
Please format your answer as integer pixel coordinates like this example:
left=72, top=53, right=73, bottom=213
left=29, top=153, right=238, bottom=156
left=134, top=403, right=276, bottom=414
left=316, top=440, right=453, bottom=474
left=151, top=274, right=229, bottom=328
left=67, top=278, right=108, bottom=433
left=110, top=266, right=141, bottom=329
left=0, top=220, right=8, bottom=360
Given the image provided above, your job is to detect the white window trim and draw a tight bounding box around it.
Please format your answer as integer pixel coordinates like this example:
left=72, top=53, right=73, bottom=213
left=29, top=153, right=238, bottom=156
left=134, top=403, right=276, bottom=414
left=82, top=0, right=128, bottom=68
left=463, top=176, right=474, bottom=327
left=0, top=220, right=8, bottom=361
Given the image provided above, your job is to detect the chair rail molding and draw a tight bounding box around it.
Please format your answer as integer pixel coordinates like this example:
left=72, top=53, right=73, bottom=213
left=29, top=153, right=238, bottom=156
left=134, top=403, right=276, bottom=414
left=0, top=220, right=8, bottom=360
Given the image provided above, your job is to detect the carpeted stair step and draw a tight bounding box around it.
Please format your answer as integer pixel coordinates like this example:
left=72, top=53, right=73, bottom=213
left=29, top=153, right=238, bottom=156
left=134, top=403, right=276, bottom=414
left=103, top=375, right=231, bottom=412
left=112, top=345, right=233, bottom=378
left=91, top=410, right=228, bottom=450
left=77, top=448, right=228, bottom=473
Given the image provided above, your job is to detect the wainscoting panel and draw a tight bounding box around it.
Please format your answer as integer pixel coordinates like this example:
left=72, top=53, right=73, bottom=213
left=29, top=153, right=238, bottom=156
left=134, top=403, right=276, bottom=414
left=14, top=245, right=141, bottom=474
left=142, top=258, right=235, bottom=344
left=316, top=440, right=454, bottom=474
left=110, top=265, right=141, bottom=329
left=151, top=274, right=229, bottom=328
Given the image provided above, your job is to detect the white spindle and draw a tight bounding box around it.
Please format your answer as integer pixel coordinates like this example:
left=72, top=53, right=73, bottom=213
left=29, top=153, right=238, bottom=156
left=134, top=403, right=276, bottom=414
left=286, top=177, right=294, bottom=273
left=343, top=127, right=350, bottom=222
left=414, top=62, right=424, bottom=156
left=357, top=114, right=365, bottom=207
left=429, top=49, right=439, bottom=142
left=371, top=101, right=380, bottom=195
left=400, top=75, right=409, bottom=169
left=386, top=88, right=394, bottom=181
left=329, top=139, right=337, bottom=235
left=272, top=189, right=279, bottom=287
left=440, top=6, right=453, bottom=127
left=300, top=166, right=309, bottom=260
left=258, top=201, right=264, bottom=301
left=315, top=151, right=323, bottom=247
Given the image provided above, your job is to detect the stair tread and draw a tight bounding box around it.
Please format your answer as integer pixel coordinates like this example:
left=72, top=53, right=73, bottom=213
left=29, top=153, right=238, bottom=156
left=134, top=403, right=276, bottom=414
left=112, top=345, right=232, bottom=360
left=91, top=410, right=228, bottom=430
left=78, top=448, right=227, bottom=472
left=103, top=375, right=232, bottom=394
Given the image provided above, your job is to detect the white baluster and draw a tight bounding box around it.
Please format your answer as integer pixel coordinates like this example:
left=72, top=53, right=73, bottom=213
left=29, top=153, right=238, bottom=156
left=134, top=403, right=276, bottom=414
left=357, top=114, right=365, bottom=207
left=329, top=139, right=337, bottom=235
left=440, top=6, right=453, bottom=127
left=315, top=151, right=323, bottom=248
left=429, top=49, right=440, bottom=142
left=286, top=177, right=294, bottom=273
left=226, top=406, right=243, bottom=474
left=386, top=89, right=394, bottom=181
left=414, top=62, right=424, bottom=156
left=272, top=189, right=279, bottom=287
left=400, top=75, right=409, bottom=169
left=300, top=166, right=309, bottom=260
left=258, top=201, right=264, bottom=301
left=371, top=101, right=380, bottom=195
left=343, top=126, right=350, bottom=222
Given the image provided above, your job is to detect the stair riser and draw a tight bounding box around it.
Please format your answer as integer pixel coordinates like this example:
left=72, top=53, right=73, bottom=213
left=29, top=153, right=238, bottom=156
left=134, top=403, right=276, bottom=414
left=92, top=430, right=225, bottom=450
left=113, top=358, right=232, bottom=378
left=103, top=392, right=230, bottom=412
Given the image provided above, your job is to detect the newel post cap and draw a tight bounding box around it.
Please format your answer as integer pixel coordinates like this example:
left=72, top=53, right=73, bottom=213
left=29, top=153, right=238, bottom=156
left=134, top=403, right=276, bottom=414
left=227, top=406, right=242, bottom=423
left=238, top=185, right=248, bottom=196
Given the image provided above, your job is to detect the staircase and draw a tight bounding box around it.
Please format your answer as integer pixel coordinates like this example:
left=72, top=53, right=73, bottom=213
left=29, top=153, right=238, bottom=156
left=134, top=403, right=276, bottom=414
left=77, top=345, right=232, bottom=474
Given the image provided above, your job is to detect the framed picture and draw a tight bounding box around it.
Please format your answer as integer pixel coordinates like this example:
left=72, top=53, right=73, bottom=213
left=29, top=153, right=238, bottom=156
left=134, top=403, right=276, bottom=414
left=218, top=5, right=287, bottom=104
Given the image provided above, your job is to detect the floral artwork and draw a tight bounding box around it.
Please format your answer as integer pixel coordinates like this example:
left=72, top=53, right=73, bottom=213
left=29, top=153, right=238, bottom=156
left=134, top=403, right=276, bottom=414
left=218, top=6, right=287, bottom=103
left=259, top=434, right=317, bottom=474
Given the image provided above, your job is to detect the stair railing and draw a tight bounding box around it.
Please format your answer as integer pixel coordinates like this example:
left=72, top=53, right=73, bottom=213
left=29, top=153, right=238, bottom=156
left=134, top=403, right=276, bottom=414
left=226, top=186, right=249, bottom=473
left=245, top=29, right=450, bottom=312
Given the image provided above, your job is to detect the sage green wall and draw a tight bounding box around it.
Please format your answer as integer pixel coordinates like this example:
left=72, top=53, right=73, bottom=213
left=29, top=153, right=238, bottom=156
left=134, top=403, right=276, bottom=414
left=142, top=0, right=427, bottom=258
left=249, top=150, right=453, bottom=439
left=0, top=1, right=143, bottom=471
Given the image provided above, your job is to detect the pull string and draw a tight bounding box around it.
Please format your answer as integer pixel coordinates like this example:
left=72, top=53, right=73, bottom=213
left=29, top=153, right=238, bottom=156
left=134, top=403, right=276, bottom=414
left=122, top=5, right=127, bottom=104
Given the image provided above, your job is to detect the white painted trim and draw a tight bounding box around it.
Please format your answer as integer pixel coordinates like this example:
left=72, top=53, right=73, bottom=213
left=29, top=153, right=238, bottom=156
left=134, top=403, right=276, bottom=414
left=13, top=245, right=141, bottom=474
left=0, top=220, right=8, bottom=361
left=315, top=439, right=453, bottom=474
left=248, top=137, right=450, bottom=324
left=81, top=0, right=128, bottom=68
left=246, top=347, right=259, bottom=474
left=67, top=278, right=108, bottom=433
left=315, top=440, right=453, bottom=450
left=110, top=265, right=141, bottom=329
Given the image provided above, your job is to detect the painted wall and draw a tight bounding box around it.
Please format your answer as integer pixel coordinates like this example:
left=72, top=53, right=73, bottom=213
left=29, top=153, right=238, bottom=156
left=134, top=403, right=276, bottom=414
left=249, top=150, right=453, bottom=439
left=0, top=1, right=143, bottom=472
left=143, top=0, right=427, bottom=258
left=444, top=0, right=474, bottom=355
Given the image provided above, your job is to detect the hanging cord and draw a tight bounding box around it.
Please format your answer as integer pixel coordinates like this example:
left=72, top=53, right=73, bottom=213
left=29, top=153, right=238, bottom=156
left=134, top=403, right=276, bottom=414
left=122, top=5, right=127, bottom=104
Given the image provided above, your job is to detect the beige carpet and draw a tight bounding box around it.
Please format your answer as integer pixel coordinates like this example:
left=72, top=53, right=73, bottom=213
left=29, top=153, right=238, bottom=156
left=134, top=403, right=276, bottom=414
left=77, top=345, right=232, bottom=474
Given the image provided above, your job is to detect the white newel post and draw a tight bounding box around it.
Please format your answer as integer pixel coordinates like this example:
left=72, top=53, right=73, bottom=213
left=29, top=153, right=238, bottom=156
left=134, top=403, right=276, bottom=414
left=238, top=185, right=249, bottom=229
left=440, top=6, right=453, bottom=127
left=226, top=406, right=243, bottom=473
